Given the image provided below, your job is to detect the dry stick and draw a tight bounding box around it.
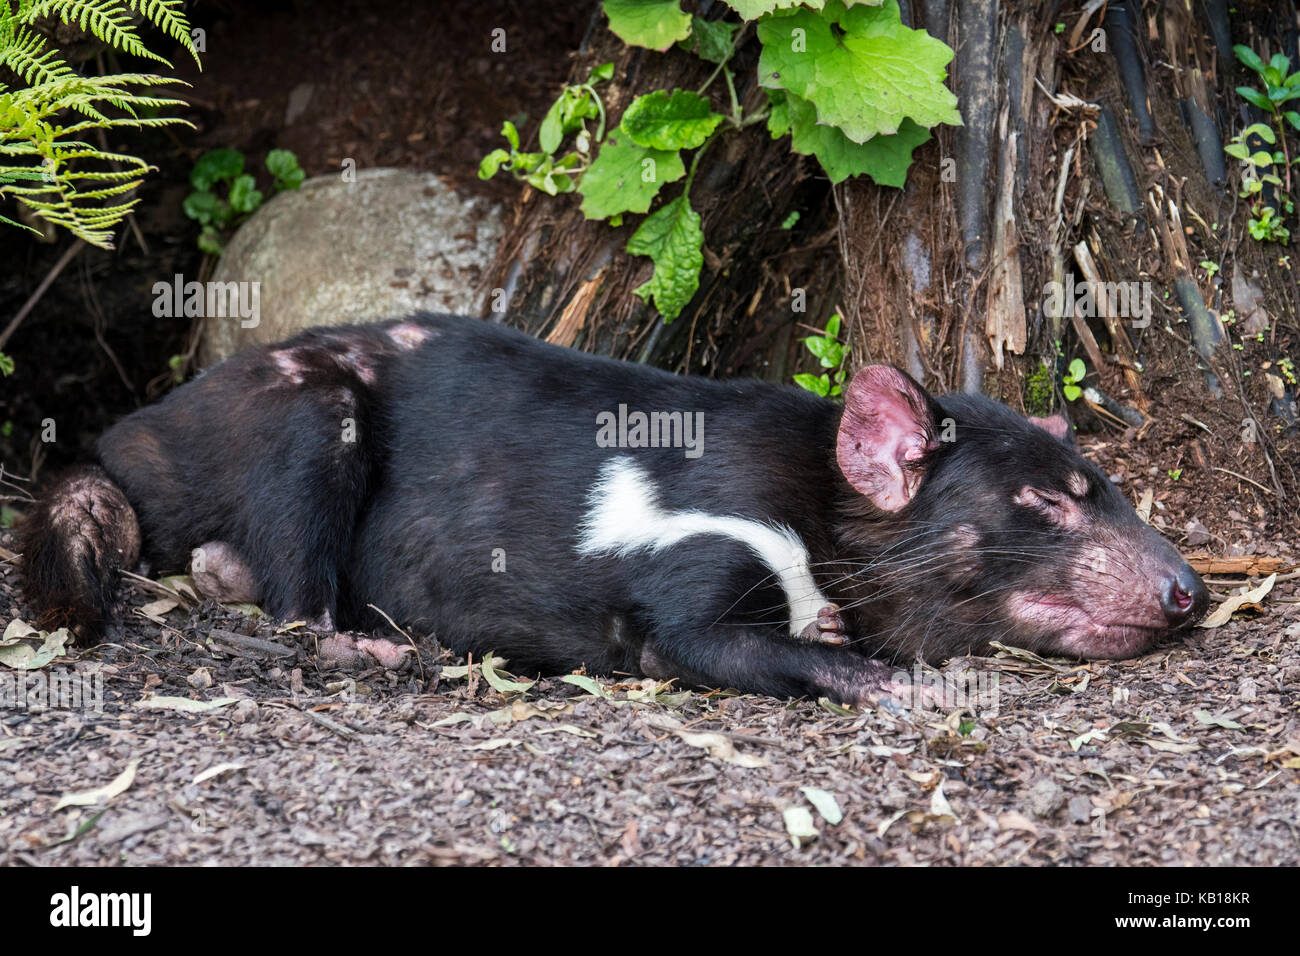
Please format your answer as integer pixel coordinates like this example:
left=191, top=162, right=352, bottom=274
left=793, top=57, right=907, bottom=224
left=1212, top=466, right=1278, bottom=497
left=0, top=239, right=85, bottom=351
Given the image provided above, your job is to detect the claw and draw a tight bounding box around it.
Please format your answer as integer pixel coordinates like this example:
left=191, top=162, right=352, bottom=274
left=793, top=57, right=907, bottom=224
left=797, top=603, right=849, bottom=646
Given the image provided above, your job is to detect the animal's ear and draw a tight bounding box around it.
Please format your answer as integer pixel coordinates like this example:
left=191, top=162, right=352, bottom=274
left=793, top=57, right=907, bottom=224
left=836, top=366, right=940, bottom=512
left=1028, top=413, right=1075, bottom=447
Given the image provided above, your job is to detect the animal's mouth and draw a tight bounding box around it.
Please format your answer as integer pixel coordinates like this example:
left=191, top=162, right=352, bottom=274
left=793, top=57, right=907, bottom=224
left=1007, top=593, right=1174, bottom=659
left=1056, top=622, right=1167, bottom=659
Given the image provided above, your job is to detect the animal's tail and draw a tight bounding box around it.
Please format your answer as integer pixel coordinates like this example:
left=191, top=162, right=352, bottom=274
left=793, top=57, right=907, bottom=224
left=19, top=464, right=141, bottom=639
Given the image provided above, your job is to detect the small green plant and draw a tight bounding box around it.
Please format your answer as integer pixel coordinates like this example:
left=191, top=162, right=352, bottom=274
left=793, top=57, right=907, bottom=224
left=1200, top=259, right=1220, bottom=277
left=0, top=0, right=199, bottom=248
left=480, top=0, right=960, bottom=323
left=1225, top=44, right=1300, bottom=243
left=1167, top=468, right=1182, bottom=482
left=793, top=312, right=847, bottom=398
left=183, top=148, right=304, bottom=254
left=1277, top=356, right=1296, bottom=385
left=1062, top=357, right=1087, bottom=402
left=479, top=62, right=612, bottom=199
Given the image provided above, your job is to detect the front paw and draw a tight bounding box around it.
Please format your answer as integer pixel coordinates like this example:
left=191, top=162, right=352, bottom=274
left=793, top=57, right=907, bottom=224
left=798, top=603, right=849, bottom=646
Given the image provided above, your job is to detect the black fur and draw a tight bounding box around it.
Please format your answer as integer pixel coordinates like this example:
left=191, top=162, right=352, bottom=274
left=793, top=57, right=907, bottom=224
left=21, top=313, right=1207, bottom=703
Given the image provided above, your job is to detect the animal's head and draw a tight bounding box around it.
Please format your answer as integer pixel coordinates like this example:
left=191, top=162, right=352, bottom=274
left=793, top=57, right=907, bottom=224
left=833, top=366, right=1208, bottom=661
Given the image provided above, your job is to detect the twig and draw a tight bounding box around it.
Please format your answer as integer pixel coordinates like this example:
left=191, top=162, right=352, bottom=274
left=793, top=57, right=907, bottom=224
left=1212, top=466, right=1277, bottom=497
left=0, top=240, right=85, bottom=350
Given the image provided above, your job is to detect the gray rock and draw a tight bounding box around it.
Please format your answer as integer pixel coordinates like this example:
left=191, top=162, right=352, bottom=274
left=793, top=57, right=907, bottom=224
left=200, top=168, right=503, bottom=364
left=1025, top=777, right=1065, bottom=818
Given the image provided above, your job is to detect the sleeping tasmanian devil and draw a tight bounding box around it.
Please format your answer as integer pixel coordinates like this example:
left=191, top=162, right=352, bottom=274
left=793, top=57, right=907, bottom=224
left=21, top=313, right=1208, bottom=704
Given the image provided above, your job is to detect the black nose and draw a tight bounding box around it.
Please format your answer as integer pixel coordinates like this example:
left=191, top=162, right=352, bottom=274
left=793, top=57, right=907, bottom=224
left=1161, top=563, right=1209, bottom=628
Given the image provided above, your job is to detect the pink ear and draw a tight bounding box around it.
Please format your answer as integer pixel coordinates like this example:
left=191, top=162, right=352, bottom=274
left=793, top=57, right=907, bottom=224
left=1028, top=413, right=1074, bottom=445
left=836, top=366, right=939, bottom=511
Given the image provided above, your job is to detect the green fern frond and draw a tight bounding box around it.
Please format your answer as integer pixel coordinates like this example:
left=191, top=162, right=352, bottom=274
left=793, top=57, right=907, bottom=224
left=124, top=0, right=199, bottom=65
left=0, top=0, right=199, bottom=247
left=0, top=28, right=75, bottom=87
left=28, top=1, right=165, bottom=65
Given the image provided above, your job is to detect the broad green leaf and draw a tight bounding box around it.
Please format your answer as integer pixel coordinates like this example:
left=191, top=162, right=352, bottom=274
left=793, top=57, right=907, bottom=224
left=182, top=189, right=221, bottom=224
left=266, top=149, right=304, bottom=188
left=1224, top=141, right=1249, bottom=160
left=1243, top=122, right=1275, bottom=143
left=679, top=16, right=738, bottom=63
left=589, top=62, right=615, bottom=82
left=794, top=372, right=830, bottom=395
left=627, top=195, right=704, bottom=321
left=1236, top=87, right=1272, bottom=112
left=1067, top=358, right=1085, bottom=381
left=603, top=0, right=691, bottom=51
left=1234, top=44, right=1264, bottom=75
left=622, top=89, right=723, bottom=150
left=728, top=0, right=826, bottom=20
left=479, top=148, right=510, bottom=179
left=1063, top=383, right=1082, bottom=402
left=578, top=126, right=685, bottom=219
left=768, top=89, right=930, bottom=185
left=540, top=99, right=565, bottom=154
left=228, top=174, right=263, bottom=213
left=191, top=148, right=243, bottom=190
left=757, top=0, right=961, bottom=144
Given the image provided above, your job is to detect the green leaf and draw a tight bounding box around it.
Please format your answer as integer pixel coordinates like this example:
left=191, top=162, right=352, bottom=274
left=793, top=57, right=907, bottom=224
left=1236, top=87, right=1273, bottom=112
left=182, top=189, right=220, bottom=224
left=768, top=90, right=930, bottom=185
left=627, top=195, right=704, bottom=321
left=1244, top=122, right=1275, bottom=143
left=1285, top=111, right=1300, bottom=131
left=1234, top=44, right=1264, bottom=75
left=603, top=0, right=692, bottom=51
left=794, top=372, right=831, bottom=396
left=679, top=16, right=738, bottom=63
left=1224, top=141, right=1250, bottom=160
left=589, top=62, right=616, bottom=83
left=198, top=225, right=224, bottom=256
left=804, top=334, right=842, bottom=366
left=578, top=126, right=685, bottom=219
left=501, top=120, right=521, bottom=150
left=1062, top=383, right=1082, bottom=402
left=621, top=89, right=723, bottom=150
left=540, top=99, right=566, bottom=154
left=757, top=0, right=961, bottom=144
left=1067, top=358, right=1085, bottom=382
left=228, top=174, right=263, bottom=213
left=728, top=0, right=825, bottom=19
left=825, top=312, right=841, bottom=338
left=479, top=148, right=510, bottom=179
left=191, top=148, right=244, bottom=191
left=266, top=149, right=305, bottom=189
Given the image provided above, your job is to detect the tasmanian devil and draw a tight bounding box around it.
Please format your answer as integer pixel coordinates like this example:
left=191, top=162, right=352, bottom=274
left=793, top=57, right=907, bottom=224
left=20, top=313, right=1208, bottom=703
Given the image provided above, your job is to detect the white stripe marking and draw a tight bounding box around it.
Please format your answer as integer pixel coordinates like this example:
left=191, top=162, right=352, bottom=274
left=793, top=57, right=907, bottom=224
left=577, top=458, right=828, bottom=638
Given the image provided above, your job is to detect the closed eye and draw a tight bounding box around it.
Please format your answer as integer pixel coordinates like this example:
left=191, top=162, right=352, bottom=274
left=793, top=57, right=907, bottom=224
left=1014, top=487, right=1082, bottom=528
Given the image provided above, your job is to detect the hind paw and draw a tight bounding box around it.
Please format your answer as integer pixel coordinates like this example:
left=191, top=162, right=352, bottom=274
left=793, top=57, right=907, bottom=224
left=316, top=632, right=416, bottom=670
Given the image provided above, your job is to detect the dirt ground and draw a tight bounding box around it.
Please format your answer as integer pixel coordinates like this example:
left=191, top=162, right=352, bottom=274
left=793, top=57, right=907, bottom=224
left=1, top=506, right=1297, bottom=867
